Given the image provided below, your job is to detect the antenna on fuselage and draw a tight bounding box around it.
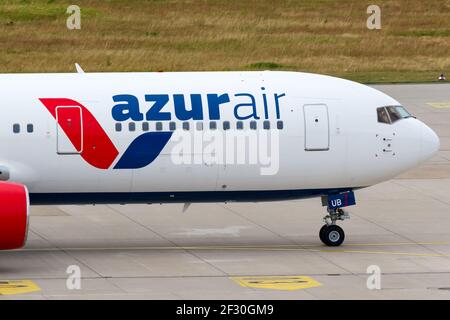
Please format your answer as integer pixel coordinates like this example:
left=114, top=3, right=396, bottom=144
left=182, top=203, right=191, bottom=213
left=75, top=63, right=85, bottom=74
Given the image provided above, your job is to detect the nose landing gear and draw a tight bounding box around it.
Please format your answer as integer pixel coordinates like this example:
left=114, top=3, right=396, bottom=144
left=319, top=208, right=349, bottom=246
left=320, top=191, right=355, bottom=247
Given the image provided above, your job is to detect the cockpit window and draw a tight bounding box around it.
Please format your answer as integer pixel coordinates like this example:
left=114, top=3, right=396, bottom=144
left=377, top=107, right=390, bottom=124
left=386, top=106, right=402, bottom=123
left=377, top=106, right=412, bottom=124
left=394, top=106, right=412, bottom=118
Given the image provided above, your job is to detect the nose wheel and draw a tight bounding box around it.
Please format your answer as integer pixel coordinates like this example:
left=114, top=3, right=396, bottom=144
left=319, top=208, right=349, bottom=246
left=320, top=224, right=345, bottom=246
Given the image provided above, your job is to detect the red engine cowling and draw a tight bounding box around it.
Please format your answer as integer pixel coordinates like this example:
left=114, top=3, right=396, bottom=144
left=0, top=182, right=29, bottom=250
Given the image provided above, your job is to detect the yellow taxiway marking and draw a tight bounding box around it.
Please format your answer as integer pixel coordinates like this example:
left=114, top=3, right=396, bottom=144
left=319, top=249, right=450, bottom=258
left=15, top=241, right=450, bottom=252
left=427, top=102, right=450, bottom=109
left=13, top=242, right=450, bottom=258
left=333, top=242, right=450, bottom=247
left=0, top=280, right=41, bottom=295
left=231, top=275, right=322, bottom=291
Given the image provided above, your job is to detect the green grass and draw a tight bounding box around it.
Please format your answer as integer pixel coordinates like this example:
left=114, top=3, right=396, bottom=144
left=0, top=0, right=449, bottom=83
left=392, top=29, right=450, bottom=37
left=0, top=1, right=98, bottom=21
left=339, top=70, right=448, bottom=84
left=247, top=62, right=286, bottom=70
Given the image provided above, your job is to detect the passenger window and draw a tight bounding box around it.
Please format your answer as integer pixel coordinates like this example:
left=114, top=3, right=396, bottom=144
left=115, top=123, right=122, bottom=132
left=156, top=122, right=163, bottom=131
left=169, top=122, right=176, bottom=131
left=250, top=121, right=257, bottom=130
left=210, top=121, right=217, bottom=130
left=182, top=122, right=189, bottom=130
left=277, top=121, right=283, bottom=130
left=263, top=121, right=270, bottom=130
left=223, top=121, right=230, bottom=130
left=377, top=107, right=390, bottom=124
left=142, top=122, right=149, bottom=132
left=13, top=124, right=20, bottom=133
left=129, top=122, right=136, bottom=132
left=196, top=122, right=203, bottom=131
left=27, top=124, right=34, bottom=133
left=236, top=121, right=244, bottom=130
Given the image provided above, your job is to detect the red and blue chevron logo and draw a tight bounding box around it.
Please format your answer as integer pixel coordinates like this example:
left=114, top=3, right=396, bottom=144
left=39, top=98, right=172, bottom=170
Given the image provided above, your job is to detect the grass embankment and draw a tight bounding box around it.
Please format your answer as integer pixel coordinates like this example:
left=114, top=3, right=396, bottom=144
left=0, top=0, right=449, bottom=83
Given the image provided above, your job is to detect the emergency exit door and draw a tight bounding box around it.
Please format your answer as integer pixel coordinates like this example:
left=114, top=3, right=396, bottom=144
left=56, top=106, right=83, bottom=154
left=303, top=104, right=329, bottom=151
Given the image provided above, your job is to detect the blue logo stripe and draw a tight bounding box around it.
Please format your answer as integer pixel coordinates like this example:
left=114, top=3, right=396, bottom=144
left=114, top=132, right=173, bottom=169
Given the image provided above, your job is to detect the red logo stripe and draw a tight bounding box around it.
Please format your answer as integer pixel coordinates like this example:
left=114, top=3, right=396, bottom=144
left=39, top=98, right=119, bottom=169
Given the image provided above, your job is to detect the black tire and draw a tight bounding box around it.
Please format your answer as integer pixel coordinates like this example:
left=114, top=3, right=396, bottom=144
left=319, top=224, right=328, bottom=244
left=322, top=225, right=345, bottom=246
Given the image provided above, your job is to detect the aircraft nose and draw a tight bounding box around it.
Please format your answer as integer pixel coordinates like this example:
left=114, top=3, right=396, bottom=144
left=420, top=123, right=440, bottom=161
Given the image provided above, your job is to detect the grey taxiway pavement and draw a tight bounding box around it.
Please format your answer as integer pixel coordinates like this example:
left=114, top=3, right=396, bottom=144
left=1, top=83, right=450, bottom=299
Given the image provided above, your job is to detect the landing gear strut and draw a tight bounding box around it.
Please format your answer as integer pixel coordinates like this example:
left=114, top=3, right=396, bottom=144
left=319, top=191, right=355, bottom=247
left=319, top=208, right=349, bottom=246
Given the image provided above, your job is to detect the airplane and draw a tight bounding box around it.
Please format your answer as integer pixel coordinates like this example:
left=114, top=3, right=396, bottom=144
left=0, top=70, right=439, bottom=250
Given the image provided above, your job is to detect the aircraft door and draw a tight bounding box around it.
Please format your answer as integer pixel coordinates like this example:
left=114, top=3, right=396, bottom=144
left=303, top=104, right=329, bottom=151
left=55, top=106, right=83, bottom=154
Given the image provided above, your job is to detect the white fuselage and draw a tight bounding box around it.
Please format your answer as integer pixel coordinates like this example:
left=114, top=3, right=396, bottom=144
left=0, top=71, right=439, bottom=204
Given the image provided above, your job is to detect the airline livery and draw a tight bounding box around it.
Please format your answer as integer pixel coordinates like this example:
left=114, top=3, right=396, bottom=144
left=0, top=71, right=439, bottom=248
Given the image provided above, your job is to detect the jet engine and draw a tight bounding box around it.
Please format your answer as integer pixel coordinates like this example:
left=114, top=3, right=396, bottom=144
left=0, top=182, right=29, bottom=250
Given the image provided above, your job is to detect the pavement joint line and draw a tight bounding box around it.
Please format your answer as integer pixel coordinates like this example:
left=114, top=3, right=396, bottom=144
left=57, top=246, right=105, bottom=279
left=354, top=180, right=450, bottom=261
left=106, top=204, right=230, bottom=277
left=220, top=203, right=353, bottom=276
left=219, top=204, right=296, bottom=244
left=391, top=180, right=450, bottom=234
left=27, top=227, right=55, bottom=247
left=27, top=229, right=105, bottom=279
left=350, top=205, right=418, bottom=246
